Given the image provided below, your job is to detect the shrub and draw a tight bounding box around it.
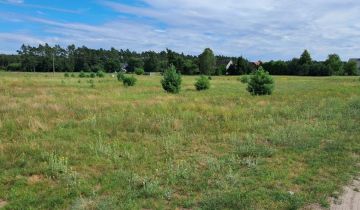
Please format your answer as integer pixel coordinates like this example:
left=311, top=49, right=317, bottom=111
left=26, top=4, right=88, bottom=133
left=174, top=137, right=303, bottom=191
left=123, top=76, right=137, bottom=87
left=70, top=73, right=76, bottom=77
left=195, top=75, right=210, bottom=91
left=161, top=65, right=182, bottom=93
left=96, top=70, right=106, bottom=78
left=7, top=63, right=21, bottom=71
left=64, top=73, right=70, bottom=77
left=247, top=67, right=274, bottom=95
left=240, top=75, right=249, bottom=84
left=117, top=72, right=125, bottom=81
left=135, top=68, right=145, bottom=75
left=90, top=72, right=96, bottom=78
left=79, top=71, right=86, bottom=78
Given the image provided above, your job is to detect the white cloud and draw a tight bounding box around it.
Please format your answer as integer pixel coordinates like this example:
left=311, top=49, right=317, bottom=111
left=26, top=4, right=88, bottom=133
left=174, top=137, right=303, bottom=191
left=4, top=0, right=24, bottom=4
left=1, top=0, right=360, bottom=61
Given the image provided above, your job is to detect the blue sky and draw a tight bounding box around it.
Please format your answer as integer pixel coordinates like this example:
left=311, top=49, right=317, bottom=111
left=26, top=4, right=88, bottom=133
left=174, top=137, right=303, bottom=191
left=0, top=0, right=359, bottom=61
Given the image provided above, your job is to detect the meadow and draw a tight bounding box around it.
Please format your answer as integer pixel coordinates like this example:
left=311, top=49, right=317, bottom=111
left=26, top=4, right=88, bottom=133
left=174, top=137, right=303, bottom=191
left=0, top=72, right=359, bottom=209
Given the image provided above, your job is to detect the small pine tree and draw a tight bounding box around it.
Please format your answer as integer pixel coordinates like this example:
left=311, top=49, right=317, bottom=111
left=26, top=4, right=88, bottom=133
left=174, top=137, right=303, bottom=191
left=135, top=68, right=145, bottom=75
left=195, top=75, right=210, bottom=91
left=96, top=70, right=105, bottom=78
left=161, top=65, right=182, bottom=93
left=247, top=67, right=274, bottom=95
left=122, top=76, right=137, bottom=87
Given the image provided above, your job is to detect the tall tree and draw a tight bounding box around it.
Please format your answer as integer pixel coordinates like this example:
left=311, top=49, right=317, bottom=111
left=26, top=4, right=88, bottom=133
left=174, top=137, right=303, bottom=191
left=67, top=44, right=76, bottom=72
left=299, top=50, right=312, bottom=65
left=325, top=54, right=343, bottom=75
left=199, top=48, right=216, bottom=75
left=343, top=60, right=358, bottom=76
left=236, top=56, right=253, bottom=75
left=127, top=57, right=143, bottom=72
left=144, top=53, right=159, bottom=72
left=105, top=59, right=121, bottom=72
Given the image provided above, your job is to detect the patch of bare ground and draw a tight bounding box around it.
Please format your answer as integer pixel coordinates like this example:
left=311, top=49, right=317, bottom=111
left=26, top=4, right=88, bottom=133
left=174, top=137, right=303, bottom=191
left=304, top=179, right=360, bottom=210
left=330, top=179, right=360, bottom=210
left=0, top=199, right=8, bottom=208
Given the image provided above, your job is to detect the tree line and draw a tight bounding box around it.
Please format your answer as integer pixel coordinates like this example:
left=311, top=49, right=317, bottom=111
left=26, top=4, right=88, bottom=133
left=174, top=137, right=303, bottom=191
left=0, top=44, right=358, bottom=76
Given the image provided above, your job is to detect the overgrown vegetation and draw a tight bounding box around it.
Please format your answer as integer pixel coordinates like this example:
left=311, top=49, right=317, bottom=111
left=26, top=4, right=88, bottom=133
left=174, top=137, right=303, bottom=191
left=0, top=72, right=359, bottom=209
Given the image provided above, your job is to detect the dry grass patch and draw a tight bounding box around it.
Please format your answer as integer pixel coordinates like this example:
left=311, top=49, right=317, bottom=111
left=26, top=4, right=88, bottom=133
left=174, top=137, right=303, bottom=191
left=27, top=174, right=44, bottom=185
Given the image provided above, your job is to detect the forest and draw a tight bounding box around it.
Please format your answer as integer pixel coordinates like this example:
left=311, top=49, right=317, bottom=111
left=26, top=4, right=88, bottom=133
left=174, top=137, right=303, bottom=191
left=0, top=44, right=358, bottom=76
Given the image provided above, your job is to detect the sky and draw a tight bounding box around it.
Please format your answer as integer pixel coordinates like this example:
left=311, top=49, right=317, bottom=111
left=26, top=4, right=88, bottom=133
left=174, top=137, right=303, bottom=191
left=0, top=0, right=359, bottom=61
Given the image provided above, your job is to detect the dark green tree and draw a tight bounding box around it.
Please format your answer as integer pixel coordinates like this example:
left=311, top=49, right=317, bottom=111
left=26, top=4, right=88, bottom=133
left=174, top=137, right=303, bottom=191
left=236, top=57, right=253, bottom=75
left=325, top=54, right=343, bottom=75
left=104, top=59, right=121, bottom=73
left=199, top=48, right=216, bottom=75
left=144, top=54, right=159, bottom=72
left=183, top=59, right=198, bottom=75
left=343, top=61, right=358, bottom=76
left=127, top=57, right=143, bottom=72
left=247, top=67, right=274, bottom=95
left=161, top=65, right=182, bottom=93
left=299, top=50, right=312, bottom=65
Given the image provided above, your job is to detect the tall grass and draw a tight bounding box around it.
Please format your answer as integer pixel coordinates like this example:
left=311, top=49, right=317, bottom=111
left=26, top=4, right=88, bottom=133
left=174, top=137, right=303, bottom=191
left=0, top=72, right=359, bottom=209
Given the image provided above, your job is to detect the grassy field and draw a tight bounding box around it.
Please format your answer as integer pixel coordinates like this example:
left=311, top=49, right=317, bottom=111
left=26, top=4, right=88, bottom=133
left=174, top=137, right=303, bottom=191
left=0, top=72, right=359, bottom=209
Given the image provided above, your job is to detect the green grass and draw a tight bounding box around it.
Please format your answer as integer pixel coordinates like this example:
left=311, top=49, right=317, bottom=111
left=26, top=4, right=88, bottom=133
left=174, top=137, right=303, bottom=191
left=0, top=72, right=359, bottom=209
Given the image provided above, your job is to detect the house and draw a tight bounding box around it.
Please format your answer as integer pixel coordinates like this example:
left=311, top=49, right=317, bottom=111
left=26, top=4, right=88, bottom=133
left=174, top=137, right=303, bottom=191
left=226, top=60, right=234, bottom=70
left=121, top=63, right=128, bottom=72
left=349, top=58, right=360, bottom=70
left=251, top=60, right=263, bottom=69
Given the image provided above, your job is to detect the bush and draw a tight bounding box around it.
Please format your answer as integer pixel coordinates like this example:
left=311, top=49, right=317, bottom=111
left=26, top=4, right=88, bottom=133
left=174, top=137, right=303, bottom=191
left=195, top=75, right=210, bottom=91
left=117, top=72, right=125, bottom=81
left=90, top=72, right=96, bottom=78
left=70, top=73, right=76, bottom=77
left=64, top=73, right=70, bottom=77
left=96, top=70, right=105, bottom=78
left=247, top=67, right=274, bottom=95
left=161, top=65, right=182, bottom=93
left=240, top=75, right=249, bottom=84
left=7, top=63, right=21, bottom=71
left=89, top=79, right=95, bottom=88
left=135, top=68, right=145, bottom=75
left=79, top=71, right=86, bottom=78
left=122, top=76, right=137, bottom=87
